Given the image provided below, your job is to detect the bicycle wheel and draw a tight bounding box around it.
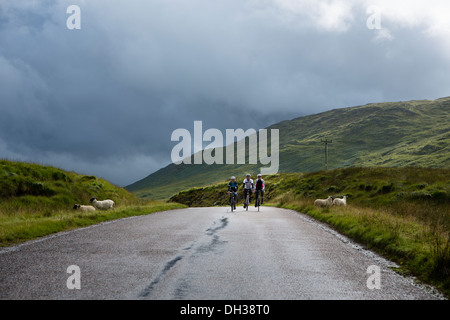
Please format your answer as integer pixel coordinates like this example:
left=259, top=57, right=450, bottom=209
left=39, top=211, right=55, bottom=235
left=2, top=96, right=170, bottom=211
left=246, top=194, right=249, bottom=211
left=230, top=195, right=234, bottom=212
left=257, top=192, right=260, bottom=212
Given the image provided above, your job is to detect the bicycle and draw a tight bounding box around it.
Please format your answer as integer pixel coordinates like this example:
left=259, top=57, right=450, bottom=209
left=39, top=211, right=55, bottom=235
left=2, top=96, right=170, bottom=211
left=229, top=191, right=237, bottom=212
left=245, top=192, right=250, bottom=211
left=255, top=190, right=261, bottom=212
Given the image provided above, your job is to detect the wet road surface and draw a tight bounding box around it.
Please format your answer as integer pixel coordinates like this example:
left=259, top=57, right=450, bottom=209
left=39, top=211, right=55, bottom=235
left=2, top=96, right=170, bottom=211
left=0, top=207, right=442, bottom=299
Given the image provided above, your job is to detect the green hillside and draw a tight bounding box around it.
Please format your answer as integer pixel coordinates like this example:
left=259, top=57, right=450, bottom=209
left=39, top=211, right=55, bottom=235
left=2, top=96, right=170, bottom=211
left=127, top=97, right=450, bottom=199
left=0, top=160, right=137, bottom=214
left=0, top=160, right=185, bottom=246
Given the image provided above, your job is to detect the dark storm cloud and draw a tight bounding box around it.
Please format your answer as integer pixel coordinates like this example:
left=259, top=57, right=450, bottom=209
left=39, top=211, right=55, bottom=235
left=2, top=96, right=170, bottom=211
left=0, top=0, right=449, bottom=185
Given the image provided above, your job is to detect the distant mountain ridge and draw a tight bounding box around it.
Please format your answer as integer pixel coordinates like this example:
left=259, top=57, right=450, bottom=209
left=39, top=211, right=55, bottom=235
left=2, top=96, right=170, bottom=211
left=127, top=97, right=450, bottom=199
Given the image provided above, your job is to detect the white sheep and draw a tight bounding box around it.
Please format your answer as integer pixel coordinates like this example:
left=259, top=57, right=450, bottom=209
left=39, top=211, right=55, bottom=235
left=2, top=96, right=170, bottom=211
left=333, top=195, right=348, bottom=206
left=90, top=197, right=115, bottom=210
left=314, top=196, right=334, bottom=207
left=73, top=204, right=96, bottom=212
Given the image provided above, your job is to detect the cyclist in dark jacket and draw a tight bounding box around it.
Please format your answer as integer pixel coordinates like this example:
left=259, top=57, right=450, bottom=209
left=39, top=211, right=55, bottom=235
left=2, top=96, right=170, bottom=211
left=254, top=174, right=265, bottom=207
left=228, top=176, right=238, bottom=210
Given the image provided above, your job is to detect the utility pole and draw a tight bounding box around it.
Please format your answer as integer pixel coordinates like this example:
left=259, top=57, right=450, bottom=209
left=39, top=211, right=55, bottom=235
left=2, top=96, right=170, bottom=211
left=321, top=139, right=332, bottom=170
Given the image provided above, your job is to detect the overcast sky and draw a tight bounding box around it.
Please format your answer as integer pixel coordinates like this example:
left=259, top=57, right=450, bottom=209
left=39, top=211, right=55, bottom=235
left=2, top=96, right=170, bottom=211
left=0, top=0, right=449, bottom=186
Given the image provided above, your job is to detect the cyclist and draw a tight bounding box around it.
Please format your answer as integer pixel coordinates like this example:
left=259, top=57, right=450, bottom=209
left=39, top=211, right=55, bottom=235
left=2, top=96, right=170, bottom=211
left=228, top=176, right=238, bottom=210
left=254, top=174, right=265, bottom=207
left=242, top=174, right=253, bottom=209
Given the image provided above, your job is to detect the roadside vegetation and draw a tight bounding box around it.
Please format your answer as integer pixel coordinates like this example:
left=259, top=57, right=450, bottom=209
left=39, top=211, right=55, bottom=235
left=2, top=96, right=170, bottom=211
left=170, top=167, right=450, bottom=296
left=0, top=160, right=186, bottom=247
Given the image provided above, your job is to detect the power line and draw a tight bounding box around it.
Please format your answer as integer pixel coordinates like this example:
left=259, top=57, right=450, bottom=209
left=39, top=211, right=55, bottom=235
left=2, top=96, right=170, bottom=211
left=321, top=139, right=332, bottom=170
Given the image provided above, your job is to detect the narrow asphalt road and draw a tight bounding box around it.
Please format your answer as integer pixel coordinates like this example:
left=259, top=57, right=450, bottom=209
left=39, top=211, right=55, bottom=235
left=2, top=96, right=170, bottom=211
left=0, top=207, right=442, bottom=300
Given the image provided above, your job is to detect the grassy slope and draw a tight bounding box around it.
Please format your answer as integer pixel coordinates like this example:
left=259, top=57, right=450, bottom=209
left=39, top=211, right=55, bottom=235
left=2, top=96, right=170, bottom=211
left=0, top=160, right=186, bottom=246
left=169, top=167, right=450, bottom=296
left=127, top=97, right=450, bottom=200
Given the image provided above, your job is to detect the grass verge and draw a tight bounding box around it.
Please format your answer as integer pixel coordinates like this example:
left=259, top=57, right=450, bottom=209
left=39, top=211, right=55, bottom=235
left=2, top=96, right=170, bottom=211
left=275, top=194, right=449, bottom=298
left=0, top=160, right=188, bottom=247
left=0, top=201, right=187, bottom=247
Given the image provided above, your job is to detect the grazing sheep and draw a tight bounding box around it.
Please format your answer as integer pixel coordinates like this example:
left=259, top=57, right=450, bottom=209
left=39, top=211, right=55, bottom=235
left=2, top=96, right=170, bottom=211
left=73, top=204, right=96, bottom=212
left=90, top=197, right=115, bottom=210
left=333, top=195, right=348, bottom=206
left=314, top=196, right=334, bottom=207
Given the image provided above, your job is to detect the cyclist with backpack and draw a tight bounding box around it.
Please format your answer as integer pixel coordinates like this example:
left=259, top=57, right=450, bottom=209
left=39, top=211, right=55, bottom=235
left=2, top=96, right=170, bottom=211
left=255, top=174, right=265, bottom=207
left=228, top=176, right=238, bottom=210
